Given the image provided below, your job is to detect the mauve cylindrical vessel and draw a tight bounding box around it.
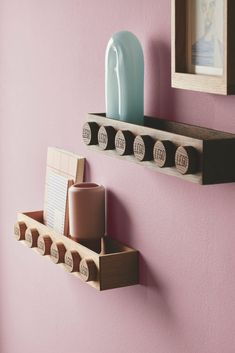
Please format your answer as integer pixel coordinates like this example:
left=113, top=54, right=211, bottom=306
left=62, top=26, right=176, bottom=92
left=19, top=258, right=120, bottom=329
left=69, top=183, right=105, bottom=241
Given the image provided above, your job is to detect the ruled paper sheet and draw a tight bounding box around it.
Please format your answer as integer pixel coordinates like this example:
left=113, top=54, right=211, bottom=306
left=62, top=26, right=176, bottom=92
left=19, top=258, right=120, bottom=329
left=45, top=170, right=70, bottom=235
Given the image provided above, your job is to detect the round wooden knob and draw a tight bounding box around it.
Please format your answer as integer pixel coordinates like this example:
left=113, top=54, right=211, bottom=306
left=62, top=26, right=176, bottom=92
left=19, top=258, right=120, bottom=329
left=65, top=250, right=81, bottom=272
left=50, top=242, right=66, bottom=264
left=98, top=125, right=116, bottom=150
left=25, top=228, right=40, bottom=248
left=115, top=130, right=135, bottom=156
left=175, top=146, right=198, bottom=175
left=82, top=122, right=100, bottom=145
left=133, top=135, right=154, bottom=161
left=153, top=140, right=176, bottom=168
left=14, top=221, right=27, bottom=241
left=37, top=235, right=52, bottom=256
left=79, top=258, right=97, bottom=282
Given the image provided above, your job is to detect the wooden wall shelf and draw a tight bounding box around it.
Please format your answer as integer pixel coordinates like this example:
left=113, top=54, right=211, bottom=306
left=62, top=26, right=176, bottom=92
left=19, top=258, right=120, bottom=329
left=14, top=211, right=139, bottom=291
left=83, top=113, right=235, bottom=185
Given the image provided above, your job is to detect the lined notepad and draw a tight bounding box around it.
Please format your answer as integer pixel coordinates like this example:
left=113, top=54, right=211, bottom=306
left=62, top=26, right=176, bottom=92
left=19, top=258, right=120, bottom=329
left=43, top=147, right=85, bottom=235
left=45, top=171, right=73, bottom=235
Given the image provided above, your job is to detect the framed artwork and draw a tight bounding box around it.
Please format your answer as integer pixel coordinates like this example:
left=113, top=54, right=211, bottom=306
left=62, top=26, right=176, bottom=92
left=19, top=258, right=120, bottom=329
left=187, top=0, right=224, bottom=76
left=171, top=0, right=235, bottom=95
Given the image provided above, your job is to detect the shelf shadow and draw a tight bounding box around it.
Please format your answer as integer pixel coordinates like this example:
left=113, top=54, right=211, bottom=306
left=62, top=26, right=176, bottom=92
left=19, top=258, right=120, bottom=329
left=139, top=253, right=175, bottom=320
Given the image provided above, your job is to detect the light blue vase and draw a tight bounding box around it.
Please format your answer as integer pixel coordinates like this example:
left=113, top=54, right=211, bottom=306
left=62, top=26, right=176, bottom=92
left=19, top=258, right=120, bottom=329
left=105, top=31, right=144, bottom=125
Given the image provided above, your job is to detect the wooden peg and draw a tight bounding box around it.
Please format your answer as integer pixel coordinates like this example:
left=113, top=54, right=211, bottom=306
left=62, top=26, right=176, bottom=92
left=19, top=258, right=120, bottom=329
left=175, top=146, right=198, bottom=175
left=37, top=235, right=52, bottom=256
left=65, top=250, right=81, bottom=272
left=133, top=135, right=154, bottom=161
left=79, top=258, right=97, bottom=282
left=82, top=122, right=100, bottom=145
left=115, top=130, right=135, bottom=156
left=14, top=221, right=27, bottom=241
left=50, top=242, right=66, bottom=264
left=153, top=140, right=176, bottom=168
left=98, top=125, right=116, bottom=150
left=25, top=228, right=40, bottom=248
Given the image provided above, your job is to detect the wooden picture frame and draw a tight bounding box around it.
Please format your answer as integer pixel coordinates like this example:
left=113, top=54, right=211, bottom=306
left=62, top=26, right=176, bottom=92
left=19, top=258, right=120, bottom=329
left=171, top=0, right=235, bottom=95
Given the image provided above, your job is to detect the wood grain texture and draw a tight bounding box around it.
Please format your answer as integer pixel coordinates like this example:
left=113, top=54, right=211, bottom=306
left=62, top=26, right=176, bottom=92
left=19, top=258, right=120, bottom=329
left=173, top=0, right=187, bottom=73
left=227, top=0, right=235, bottom=92
left=175, top=146, right=198, bottom=175
left=85, top=114, right=235, bottom=185
left=65, top=250, right=81, bottom=273
left=82, top=122, right=99, bottom=145
left=37, top=235, right=53, bottom=256
left=50, top=242, right=66, bottom=264
left=153, top=140, right=176, bottom=168
left=16, top=211, right=139, bottom=291
left=98, top=125, right=116, bottom=150
left=80, top=258, right=97, bottom=282
left=202, top=139, right=235, bottom=184
left=14, top=221, right=27, bottom=241
left=25, top=228, right=40, bottom=248
left=115, top=130, right=135, bottom=156
left=133, top=135, right=154, bottom=161
left=171, top=0, right=235, bottom=95
left=99, top=251, right=139, bottom=291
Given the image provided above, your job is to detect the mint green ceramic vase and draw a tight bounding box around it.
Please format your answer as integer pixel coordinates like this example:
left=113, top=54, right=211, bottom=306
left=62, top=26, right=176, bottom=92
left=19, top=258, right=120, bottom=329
left=105, top=31, right=144, bottom=125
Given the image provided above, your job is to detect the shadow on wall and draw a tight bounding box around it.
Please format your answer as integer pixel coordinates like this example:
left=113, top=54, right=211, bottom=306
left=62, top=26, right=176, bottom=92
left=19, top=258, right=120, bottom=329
left=84, top=159, right=91, bottom=182
left=84, top=164, right=133, bottom=245
left=106, top=189, right=174, bottom=320
left=106, top=189, right=134, bottom=246
left=83, top=48, right=176, bottom=319
left=146, top=40, right=177, bottom=121
left=139, top=254, right=175, bottom=321
left=84, top=164, right=133, bottom=244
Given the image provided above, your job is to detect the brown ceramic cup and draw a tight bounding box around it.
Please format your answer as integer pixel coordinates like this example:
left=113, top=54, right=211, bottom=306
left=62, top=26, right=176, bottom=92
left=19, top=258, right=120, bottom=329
left=68, top=183, right=105, bottom=244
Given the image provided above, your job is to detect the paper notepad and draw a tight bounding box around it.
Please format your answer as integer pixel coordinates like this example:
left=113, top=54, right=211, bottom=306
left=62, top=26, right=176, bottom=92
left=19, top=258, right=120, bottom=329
left=43, top=147, right=85, bottom=229
left=45, top=171, right=73, bottom=235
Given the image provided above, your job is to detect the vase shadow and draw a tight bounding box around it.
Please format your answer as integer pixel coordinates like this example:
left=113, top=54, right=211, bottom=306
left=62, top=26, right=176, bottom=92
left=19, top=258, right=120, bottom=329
left=146, top=39, right=177, bottom=121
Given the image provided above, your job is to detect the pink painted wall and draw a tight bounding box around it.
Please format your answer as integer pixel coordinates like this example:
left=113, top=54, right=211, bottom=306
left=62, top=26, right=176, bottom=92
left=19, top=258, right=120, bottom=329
left=1, top=1, right=235, bottom=352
